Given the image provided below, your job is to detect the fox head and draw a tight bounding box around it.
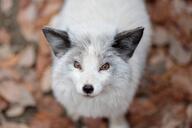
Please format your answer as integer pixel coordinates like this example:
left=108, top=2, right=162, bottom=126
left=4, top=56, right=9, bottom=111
left=42, top=27, right=144, bottom=97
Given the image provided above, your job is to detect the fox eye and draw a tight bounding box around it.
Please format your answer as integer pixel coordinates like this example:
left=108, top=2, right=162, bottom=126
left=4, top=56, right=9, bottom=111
left=99, top=63, right=110, bottom=71
left=74, top=61, right=82, bottom=70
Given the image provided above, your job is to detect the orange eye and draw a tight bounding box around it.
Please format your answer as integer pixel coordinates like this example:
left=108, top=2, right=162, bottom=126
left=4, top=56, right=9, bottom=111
left=99, top=63, right=110, bottom=71
left=74, top=61, right=82, bottom=70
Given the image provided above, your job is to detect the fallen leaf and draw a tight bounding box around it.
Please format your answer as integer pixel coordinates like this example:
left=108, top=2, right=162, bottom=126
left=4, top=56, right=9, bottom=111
left=19, top=0, right=31, bottom=9
left=161, top=104, right=186, bottom=128
left=152, top=26, right=170, bottom=46
left=40, top=67, right=52, bottom=93
left=129, top=98, right=157, bottom=116
left=0, top=81, right=36, bottom=107
left=37, top=96, right=63, bottom=116
left=0, top=0, right=13, bottom=13
left=0, top=28, right=11, bottom=44
left=1, top=122, right=29, bottom=128
left=0, top=44, right=13, bottom=60
left=18, top=45, right=36, bottom=68
left=30, top=112, right=73, bottom=128
left=0, top=69, right=21, bottom=82
left=171, top=71, right=192, bottom=95
left=148, top=50, right=167, bottom=75
left=0, top=54, right=20, bottom=68
left=187, top=104, right=192, bottom=120
left=84, top=118, right=107, bottom=128
left=35, top=0, right=63, bottom=28
left=5, top=104, right=25, bottom=118
left=0, top=97, right=8, bottom=111
left=148, top=0, right=171, bottom=23
left=17, top=2, right=38, bottom=42
left=172, top=0, right=186, bottom=15
left=169, top=37, right=192, bottom=65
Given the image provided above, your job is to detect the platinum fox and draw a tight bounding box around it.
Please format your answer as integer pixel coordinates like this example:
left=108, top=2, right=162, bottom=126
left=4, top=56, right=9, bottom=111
left=42, top=0, right=151, bottom=127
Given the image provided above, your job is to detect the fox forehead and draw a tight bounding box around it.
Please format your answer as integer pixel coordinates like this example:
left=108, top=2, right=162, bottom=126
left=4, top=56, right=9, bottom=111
left=70, top=31, right=114, bottom=56
left=74, top=44, right=110, bottom=70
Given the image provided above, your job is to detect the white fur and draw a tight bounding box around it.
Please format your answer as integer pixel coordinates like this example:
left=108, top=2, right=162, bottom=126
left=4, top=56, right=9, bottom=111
left=49, top=0, right=151, bottom=127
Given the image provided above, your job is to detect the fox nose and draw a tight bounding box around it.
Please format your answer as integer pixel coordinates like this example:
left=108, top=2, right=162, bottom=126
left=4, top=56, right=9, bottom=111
left=83, top=84, right=94, bottom=94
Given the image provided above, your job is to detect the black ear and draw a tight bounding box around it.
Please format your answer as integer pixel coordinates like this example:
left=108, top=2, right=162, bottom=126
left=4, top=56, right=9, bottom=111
left=112, top=27, right=144, bottom=59
left=42, top=27, right=71, bottom=57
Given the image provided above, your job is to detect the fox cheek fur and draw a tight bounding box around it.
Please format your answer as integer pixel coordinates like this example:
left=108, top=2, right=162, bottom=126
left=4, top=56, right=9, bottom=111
left=42, top=0, right=151, bottom=127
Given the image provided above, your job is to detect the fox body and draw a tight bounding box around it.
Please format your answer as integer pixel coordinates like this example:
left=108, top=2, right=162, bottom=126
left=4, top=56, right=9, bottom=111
left=43, top=0, right=151, bottom=127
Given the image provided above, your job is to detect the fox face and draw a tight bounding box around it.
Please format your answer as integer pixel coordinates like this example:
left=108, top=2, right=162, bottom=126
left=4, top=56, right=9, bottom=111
left=42, top=27, right=144, bottom=97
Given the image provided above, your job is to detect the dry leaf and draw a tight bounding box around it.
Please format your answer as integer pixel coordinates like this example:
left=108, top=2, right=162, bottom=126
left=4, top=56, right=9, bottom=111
left=6, top=104, right=25, bottom=117
left=84, top=118, right=107, bottom=128
left=18, top=46, right=36, bottom=68
left=169, top=38, right=192, bottom=65
left=17, top=2, right=37, bottom=42
left=0, top=69, right=21, bottom=82
left=152, top=26, right=170, bottom=46
left=0, top=81, right=36, bottom=107
left=0, top=0, right=13, bottom=13
left=30, top=112, right=73, bottom=128
left=1, top=122, right=29, bottom=128
left=0, top=54, right=20, bottom=68
left=0, top=28, right=11, bottom=44
left=0, top=45, right=13, bottom=59
left=148, top=0, right=171, bottom=23
left=0, top=97, right=8, bottom=111
left=40, top=67, right=52, bottom=93
left=171, top=71, right=192, bottom=95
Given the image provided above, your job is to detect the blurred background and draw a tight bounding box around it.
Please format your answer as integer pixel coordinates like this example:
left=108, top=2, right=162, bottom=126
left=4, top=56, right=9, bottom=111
left=0, top=0, right=192, bottom=128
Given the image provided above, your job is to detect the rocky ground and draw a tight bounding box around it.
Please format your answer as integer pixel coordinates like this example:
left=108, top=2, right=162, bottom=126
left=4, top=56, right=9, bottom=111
left=0, top=0, right=192, bottom=128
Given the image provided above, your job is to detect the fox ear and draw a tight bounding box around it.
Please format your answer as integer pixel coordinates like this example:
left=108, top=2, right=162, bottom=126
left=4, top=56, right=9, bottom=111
left=42, top=27, right=71, bottom=57
left=112, top=27, right=144, bottom=59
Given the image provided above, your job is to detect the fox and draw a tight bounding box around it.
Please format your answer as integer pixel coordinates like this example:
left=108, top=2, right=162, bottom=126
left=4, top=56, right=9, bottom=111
left=42, top=0, right=151, bottom=128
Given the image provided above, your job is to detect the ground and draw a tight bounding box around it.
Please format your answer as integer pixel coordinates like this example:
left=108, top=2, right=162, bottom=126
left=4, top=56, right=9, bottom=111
left=0, top=0, right=192, bottom=128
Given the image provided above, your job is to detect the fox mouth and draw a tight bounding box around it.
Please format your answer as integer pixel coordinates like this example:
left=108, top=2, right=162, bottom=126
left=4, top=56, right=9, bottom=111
left=82, top=94, right=95, bottom=98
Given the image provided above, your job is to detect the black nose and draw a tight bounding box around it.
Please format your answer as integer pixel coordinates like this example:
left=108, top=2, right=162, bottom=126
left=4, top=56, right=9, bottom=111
left=83, top=84, right=94, bottom=94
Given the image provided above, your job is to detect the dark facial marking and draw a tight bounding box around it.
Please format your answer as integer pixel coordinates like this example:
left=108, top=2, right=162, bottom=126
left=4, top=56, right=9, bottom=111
left=42, top=27, right=71, bottom=57
left=112, top=27, right=144, bottom=59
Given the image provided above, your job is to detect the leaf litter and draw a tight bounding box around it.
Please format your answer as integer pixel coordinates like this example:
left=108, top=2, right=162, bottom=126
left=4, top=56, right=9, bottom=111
left=0, top=0, right=192, bottom=127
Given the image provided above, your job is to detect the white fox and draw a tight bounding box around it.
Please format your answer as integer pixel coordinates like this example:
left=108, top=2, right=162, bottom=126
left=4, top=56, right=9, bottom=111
left=42, top=0, right=151, bottom=127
